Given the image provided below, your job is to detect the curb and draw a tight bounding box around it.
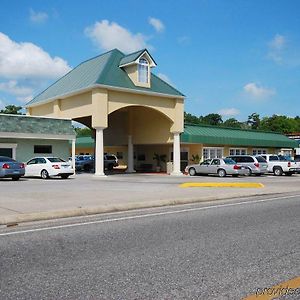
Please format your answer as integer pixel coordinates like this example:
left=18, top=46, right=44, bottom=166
left=0, top=192, right=273, bottom=225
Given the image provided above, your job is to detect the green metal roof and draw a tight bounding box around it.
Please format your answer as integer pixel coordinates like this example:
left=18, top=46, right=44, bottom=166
left=0, top=114, right=75, bottom=136
left=27, top=49, right=183, bottom=107
left=74, top=124, right=298, bottom=149
left=181, top=124, right=298, bottom=148
left=74, top=136, right=94, bottom=148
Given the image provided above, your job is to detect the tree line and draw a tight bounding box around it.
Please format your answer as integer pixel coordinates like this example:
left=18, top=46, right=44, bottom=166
left=184, top=112, right=300, bottom=134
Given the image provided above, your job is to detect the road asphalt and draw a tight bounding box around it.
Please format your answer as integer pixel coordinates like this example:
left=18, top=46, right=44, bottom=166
left=1, top=173, right=300, bottom=224
left=0, top=193, right=300, bottom=299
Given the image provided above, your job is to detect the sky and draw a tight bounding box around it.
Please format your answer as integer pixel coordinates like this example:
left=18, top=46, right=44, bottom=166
left=0, top=0, right=300, bottom=121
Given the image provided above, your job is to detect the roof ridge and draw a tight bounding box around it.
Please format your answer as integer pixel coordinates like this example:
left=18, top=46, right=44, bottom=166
left=184, top=122, right=284, bottom=135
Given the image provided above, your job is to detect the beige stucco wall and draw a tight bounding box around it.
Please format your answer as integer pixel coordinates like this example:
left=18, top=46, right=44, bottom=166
left=28, top=87, right=184, bottom=137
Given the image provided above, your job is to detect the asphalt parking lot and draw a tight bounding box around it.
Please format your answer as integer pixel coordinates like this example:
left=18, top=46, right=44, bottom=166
left=1, top=172, right=300, bottom=222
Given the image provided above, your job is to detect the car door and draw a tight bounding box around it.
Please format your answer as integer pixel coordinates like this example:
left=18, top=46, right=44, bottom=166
left=196, top=159, right=211, bottom=174
left=209, top=159, right=220, bottom=174
left=25, top=158, right=38, bottom=176
left=34, top=157, right=47, bottom=176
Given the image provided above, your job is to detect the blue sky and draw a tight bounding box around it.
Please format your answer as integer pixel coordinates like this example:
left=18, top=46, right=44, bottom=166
left=0, top=0, right=300, bottom=121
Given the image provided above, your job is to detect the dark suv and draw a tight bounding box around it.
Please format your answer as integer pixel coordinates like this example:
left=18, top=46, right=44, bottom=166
left=226, top=155, right=268, bottom=175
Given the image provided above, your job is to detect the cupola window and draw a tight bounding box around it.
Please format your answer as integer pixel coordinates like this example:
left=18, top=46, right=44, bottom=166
left=138, top=58, right=149, bottom=83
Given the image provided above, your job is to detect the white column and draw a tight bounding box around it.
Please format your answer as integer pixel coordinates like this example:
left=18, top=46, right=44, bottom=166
left=94, top=127, right=106, bottom=176
left=171, top=132, right=182, bottom=176
left=126, top=135, right=136, bottom=173
left=71, top=139, right=76, bottom=173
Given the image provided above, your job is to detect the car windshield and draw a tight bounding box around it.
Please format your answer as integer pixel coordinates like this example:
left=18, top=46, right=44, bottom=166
left=224, top=158, right=236, bottom=165
left=47, top=157, right=65, bottom=163
left=0, top=156, right=16, bottom=162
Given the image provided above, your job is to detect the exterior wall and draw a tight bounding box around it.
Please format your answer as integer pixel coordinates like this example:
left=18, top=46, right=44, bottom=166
left=0, top=138, right=70, bottom=162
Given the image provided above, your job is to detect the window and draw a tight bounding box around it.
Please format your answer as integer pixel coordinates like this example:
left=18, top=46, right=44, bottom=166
left=229, top=148, right=247, bottom=156
left=252, top=149, right=267, bottom=155
left=203, top=148, right=223, bottom=160
left=211, top=159, right=220, bottom=165
left=34, top=145, right=52, bottom=154
left=138, top=58, right=149, bottom=83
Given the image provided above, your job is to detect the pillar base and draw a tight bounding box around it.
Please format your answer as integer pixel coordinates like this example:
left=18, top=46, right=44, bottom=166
left=93, top=173, right=107, bottom=178
left=170, top=171, right=183, bottom=176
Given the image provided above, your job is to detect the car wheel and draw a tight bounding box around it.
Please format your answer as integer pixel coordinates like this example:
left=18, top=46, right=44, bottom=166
left=61, top=174, right=70, bottom=179
left=246, top=168, right=252, bottom=176
left=41, top=169, right=49, bottom=179
left=217, top=169, right=226, bottom=177
left=273, top=167, right=283, bottom=176
left=11, top=176, right=20, bottom=181
left=108, top=164, right=114, bottom=171
left=188, top=168, right=196, bottom=176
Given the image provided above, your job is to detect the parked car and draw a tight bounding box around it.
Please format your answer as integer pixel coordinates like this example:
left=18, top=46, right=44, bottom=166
left=69, top=154, right=119, bottom=172
left=226, top=155, right=268, bottom=176
left=0, top=156, right=25, bottom=180
left=69, top=155, right=94, bottom=172
left=185, top=158, right=248, bottom=177
left=25, top=157, right=74, bottom=179
left=104, top=153, right=119, bottom=170
left=261, top=154, right=300, bottom=176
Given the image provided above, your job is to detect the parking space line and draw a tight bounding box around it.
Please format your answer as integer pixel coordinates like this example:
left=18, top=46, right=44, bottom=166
left=180, top=182, right=264, bottom=188
left=242, top=276, right=300, bottom=299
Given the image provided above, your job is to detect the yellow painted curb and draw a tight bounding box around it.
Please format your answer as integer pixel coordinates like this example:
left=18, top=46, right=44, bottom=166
left=180, top=182, right=264, bottom=188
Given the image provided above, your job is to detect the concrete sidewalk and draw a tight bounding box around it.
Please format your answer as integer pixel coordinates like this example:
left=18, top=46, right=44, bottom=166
left=1, top=173, right=300, bottom=225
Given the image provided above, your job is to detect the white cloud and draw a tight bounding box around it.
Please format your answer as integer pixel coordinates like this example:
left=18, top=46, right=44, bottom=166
left=29, top=8, right=48, bottom=24
left=85, top=20, right=151, bottom=53
left=269, top=34, right=286, bottom=50
left=157, top=73, right=173, bottom=85
left=218, top=108, right=240, bottom=117
left=0, top=80, right=33, bottom=97
left=148, top=17, right=165, bottom=33
left=177, top=36, right=190, bottom=45
left=268, top=34, right=286, bottom=63
left=0, top=99, right=5, bottom=109
left=244, top=82, right=275, bottom=99
left=0, top=32, right=71, bottom=79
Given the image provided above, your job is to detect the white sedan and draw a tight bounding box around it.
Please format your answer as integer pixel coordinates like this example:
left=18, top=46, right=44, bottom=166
left=25, top=157, right=74, bottom=179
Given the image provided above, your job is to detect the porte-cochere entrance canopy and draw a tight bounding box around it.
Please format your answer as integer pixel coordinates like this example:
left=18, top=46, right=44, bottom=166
left=26, top=48, right=185, bottom=175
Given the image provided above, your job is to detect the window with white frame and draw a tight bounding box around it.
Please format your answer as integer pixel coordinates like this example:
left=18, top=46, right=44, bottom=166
left=203, top=148, right=223, bottom=160
left=252, top=149, right=267, bottom=155
left=138, top=58, right=149, bottom=83
left=229, top=148, right=247, bottom=156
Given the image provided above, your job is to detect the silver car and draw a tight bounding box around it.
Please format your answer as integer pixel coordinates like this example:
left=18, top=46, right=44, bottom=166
left=0, top=156, right=25, bottom=180
left=185, top=158, right=248, bottom=177
left=226, top=155, right=268, bottom=176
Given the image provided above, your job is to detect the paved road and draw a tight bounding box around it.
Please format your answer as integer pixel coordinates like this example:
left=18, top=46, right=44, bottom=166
left=1, top=193, right=300, bottom=299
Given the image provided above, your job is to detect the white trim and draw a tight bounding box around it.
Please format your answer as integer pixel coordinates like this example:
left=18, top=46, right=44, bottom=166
left=252, top=148, right=268, bottom=155
left=229, top=148, right=247, bottom=155
left=26, top=84, right=184, bottom=108
left=119, top=50, right=157, bottom=68
left=0, top=143, right=17, bottom=159
left=0, top=132, right=75, bottom=140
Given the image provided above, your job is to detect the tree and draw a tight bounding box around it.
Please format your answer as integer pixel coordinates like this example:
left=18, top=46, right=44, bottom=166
left=74, top=127, right=92, bottom=136
left=0, top=105, right=23, bottom=115
left=201, top=113, right=223, bottom=126
left=184, top=112, right=201, bottom=125
left=222, top=118, right=242, bottom=128
left=247, top=113, right=260, bottom=130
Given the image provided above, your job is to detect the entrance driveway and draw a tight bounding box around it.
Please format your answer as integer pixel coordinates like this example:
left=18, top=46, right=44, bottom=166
left=1, top=173, right=300, bottom=223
